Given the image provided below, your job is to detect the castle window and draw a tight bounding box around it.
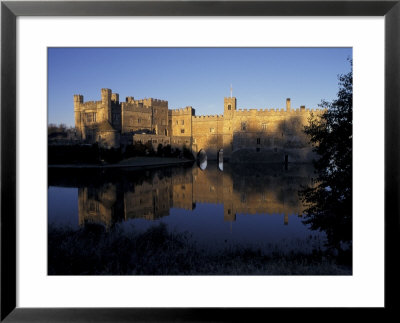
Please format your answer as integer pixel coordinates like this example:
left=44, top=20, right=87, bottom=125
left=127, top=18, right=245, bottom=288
left=241, top=122, right=247, bottom=131
left=85, top=113, right=95, bottom=123
left=138, top=118, right=141, bottom=123
left=262, top=123, right=267, bottom=131
left=181, top=120, right=184, bottom=125
left=210, top=128, right=215, bottom=133
left=181, top=129, right=185, bottom=134
left=89, top=202, right=97, bottom=213
left=176, top=120, right=178, bottom=125
left=228, top=104, right=231, bottom=110
left=257, top=138, right=261, bottom=144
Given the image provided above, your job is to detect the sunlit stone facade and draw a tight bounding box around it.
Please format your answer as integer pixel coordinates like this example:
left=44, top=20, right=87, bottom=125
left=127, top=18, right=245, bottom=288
left=74, top=89, right=324, bottom=161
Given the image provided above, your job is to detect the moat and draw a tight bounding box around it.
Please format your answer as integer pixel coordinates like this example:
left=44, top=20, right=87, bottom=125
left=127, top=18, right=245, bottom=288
left=48, top=162, right=350, bottom=275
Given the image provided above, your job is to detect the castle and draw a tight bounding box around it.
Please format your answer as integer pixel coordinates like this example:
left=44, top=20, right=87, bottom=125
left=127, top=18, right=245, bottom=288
left=74, top=88, right=323, bottom=162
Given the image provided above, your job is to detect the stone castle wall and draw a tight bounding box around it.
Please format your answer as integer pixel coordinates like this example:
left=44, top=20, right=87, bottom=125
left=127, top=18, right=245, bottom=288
left=74, top=89, right=324, bottom=161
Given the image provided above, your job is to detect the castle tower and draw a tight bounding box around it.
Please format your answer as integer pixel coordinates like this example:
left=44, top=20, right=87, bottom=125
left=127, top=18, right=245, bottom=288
left=224, top=97, right=237, bottom=119
left=286, top=98, right=291, bottom=112
left=101, top=88, right=112, bottom=122
left=73, top=94, right=83, bottom=137
left=111, top=93, right=119, bottom=104
left=74, top=94, right=83, bottom=108
left=223, top=97, right=237, bottom=158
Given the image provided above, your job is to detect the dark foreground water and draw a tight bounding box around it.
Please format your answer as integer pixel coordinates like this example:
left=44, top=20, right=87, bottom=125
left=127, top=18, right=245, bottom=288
left=48, top=162, right=351, bottom=275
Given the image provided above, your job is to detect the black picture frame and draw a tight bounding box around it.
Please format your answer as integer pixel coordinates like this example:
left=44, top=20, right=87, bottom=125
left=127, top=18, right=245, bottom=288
left=1, top=1, right=399, bottom=321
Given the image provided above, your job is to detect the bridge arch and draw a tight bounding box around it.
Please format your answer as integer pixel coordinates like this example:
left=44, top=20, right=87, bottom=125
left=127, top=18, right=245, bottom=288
left=197, top=149, right=207, bottom=171
left=217, top=149, right=223, bottom=163
left=197, top=149, right=207, bottom=163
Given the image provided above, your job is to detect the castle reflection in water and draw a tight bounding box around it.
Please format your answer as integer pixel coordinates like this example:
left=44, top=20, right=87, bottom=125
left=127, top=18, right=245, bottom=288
left=77, top=163, right=315, bottom=228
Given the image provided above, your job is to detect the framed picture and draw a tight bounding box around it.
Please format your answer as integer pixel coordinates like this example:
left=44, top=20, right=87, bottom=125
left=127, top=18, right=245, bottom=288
left=1, top=0, right=399, bottom=321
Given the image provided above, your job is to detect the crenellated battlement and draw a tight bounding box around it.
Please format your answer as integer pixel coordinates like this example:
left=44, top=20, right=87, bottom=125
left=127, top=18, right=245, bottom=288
left=170, top=106, right=194, bottom=115
left=122, top=101, right=151, bottom=109
left=153, top=98, right=168, bottom=103
left=73, top=94, right=84, bottom=101
left=193, top=114, right=224, bottom=120
left=125, top=96, right=135, bottom=103
left=133, top=98, right=168, bottom=105
left=111, top=93, right=119, bottom=103
left=74, top=96, right=102, bottom=110
left=234, top=106, right=318, bottom=115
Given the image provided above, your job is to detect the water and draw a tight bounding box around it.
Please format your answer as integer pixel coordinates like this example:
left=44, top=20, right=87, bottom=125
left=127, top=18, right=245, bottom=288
left=48, top=162, right=325, bottom=254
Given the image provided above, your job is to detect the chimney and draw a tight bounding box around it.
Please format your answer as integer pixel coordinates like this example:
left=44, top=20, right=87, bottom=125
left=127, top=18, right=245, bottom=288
left=286, top=98, right=291, bottom=111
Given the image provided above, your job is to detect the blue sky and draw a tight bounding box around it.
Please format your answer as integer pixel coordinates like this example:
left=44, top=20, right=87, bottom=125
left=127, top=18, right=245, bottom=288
left=48, top=47, right=352, bottom=127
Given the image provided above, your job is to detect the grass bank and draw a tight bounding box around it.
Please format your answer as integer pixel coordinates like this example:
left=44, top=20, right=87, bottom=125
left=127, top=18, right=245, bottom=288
left=49, top=223, right=351, bottom=275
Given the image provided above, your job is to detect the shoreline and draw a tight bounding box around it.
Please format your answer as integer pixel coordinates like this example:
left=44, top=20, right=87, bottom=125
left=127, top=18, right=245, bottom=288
left=49, top=159, right=315, bottom=169
left=48, top=157, right=194, bottom=170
